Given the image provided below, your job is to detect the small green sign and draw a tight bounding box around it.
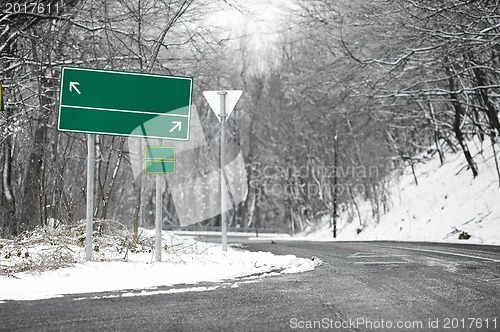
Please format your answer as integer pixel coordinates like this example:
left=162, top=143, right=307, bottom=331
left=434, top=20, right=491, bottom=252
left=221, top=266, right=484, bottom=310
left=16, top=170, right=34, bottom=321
left=145, top=146, right=176, bottom=160
left=144, top=146, right=176, bottom=174
left=57, top=67, right=192, bottom=140
left=145, top=160, right=176, bottom=174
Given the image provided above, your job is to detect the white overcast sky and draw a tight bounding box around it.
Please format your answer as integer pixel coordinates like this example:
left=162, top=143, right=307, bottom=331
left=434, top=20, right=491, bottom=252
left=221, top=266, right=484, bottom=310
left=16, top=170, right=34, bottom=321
left=208, top=0, right=293, bottom=51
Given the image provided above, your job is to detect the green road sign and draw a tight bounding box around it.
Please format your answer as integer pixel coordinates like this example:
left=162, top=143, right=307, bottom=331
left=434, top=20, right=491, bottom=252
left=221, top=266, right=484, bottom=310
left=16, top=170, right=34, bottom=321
left=145, top=160, right=176, bottom=174
left=57, top=67, right=192, bottom=140
left=144, top=146, right=176, bottom=174
left=145, top=146, right=176, bottom=160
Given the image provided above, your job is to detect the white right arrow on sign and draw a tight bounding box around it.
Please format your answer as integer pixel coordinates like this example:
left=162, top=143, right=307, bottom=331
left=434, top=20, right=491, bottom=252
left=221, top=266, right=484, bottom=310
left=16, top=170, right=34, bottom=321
left=169, top=121, right=182, bottom=132
left=203, top=90, right=242, bottom=122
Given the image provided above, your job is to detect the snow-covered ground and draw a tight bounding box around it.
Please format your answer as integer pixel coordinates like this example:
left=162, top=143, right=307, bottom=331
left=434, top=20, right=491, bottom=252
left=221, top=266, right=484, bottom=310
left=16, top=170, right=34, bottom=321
left=2, top=139, right=498, bottom=302
left=300, top=139, right=500, bottom=245
left=0, top=227, right=321, bottom=302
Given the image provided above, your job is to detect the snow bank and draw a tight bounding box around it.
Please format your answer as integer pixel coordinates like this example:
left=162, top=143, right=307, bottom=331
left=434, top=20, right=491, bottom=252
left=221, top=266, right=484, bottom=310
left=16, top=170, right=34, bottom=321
left=0, top=226, right=321, bottom=301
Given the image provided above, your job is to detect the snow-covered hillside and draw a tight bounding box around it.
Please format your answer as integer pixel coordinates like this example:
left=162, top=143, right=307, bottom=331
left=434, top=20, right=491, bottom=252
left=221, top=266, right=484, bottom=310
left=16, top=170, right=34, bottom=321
left=303, top=139, right=500, bottom=245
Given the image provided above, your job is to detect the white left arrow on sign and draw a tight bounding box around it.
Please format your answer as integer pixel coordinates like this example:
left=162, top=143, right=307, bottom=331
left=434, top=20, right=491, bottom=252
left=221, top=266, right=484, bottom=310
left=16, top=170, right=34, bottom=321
left=69, top=82, right=81, bottom=94
left=170, top=121, right=182, bottom=133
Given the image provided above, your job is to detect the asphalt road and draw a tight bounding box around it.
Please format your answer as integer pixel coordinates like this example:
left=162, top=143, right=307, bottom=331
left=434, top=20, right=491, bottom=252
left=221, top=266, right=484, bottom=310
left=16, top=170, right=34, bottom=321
left=1, top=239, right=499, bottom=332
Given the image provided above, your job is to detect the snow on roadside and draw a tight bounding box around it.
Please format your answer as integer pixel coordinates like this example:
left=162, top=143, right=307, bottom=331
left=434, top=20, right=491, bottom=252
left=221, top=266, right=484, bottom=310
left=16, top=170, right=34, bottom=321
left=0, top=226, right=321, bottom=301
left=300, top=139, right=500, bottom=245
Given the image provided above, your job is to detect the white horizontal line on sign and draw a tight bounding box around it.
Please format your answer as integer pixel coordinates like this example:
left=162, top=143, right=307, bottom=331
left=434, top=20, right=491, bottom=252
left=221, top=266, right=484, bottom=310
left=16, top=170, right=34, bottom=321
left=60, top=104, right=190, bottom=117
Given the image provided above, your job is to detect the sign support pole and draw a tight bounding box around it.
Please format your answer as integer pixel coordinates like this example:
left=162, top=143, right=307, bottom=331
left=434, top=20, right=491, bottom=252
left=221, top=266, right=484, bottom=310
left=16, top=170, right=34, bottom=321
left=203, top=89, right=242, bottom=251
left=219, top=91, right=227, bottom=251
left=333, top=129, right=338, bottom=239
left=155, top=139, right=163, bottom=262
left=85, top=134, right=95, bottom=261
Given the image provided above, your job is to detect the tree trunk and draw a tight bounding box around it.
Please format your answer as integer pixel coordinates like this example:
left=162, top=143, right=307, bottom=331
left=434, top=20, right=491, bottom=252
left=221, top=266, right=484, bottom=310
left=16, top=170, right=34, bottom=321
left=471, top=63, right=500, bottom=136
left=447, top=65, right=478, bottom=177
left=21, top=119, right=45, bottom=230
left=2, top=124, right=16, bottom=236
left=132, top=175, right=142, bottom=243
left=101, top=138, right=125, bottom=220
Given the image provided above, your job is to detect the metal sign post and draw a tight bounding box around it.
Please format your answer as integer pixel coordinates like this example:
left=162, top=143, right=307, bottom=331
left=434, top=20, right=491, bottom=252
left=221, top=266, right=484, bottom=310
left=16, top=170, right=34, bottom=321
left=219, top=91, right=228, bottom=251
left=85, top=134, right=95, bottom=261
left=203, top=90, right=242, bottom=252
left=144, top=145, right=176, bottom=261
left=155, top=140, right=162, bottom=262
left=333, top=129, right=338, bottom=239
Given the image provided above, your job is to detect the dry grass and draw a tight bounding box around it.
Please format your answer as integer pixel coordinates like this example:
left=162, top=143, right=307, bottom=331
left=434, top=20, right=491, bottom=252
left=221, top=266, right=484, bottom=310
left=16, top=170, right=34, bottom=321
left=0, top=220, right=160, bottom=275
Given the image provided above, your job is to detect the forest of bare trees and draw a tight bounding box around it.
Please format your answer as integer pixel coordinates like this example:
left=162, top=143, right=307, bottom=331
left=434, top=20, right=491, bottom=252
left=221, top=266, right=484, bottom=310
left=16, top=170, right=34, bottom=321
left=242, top=0, right=500, bottom=233
left=1, top=0, right=499, bottom=238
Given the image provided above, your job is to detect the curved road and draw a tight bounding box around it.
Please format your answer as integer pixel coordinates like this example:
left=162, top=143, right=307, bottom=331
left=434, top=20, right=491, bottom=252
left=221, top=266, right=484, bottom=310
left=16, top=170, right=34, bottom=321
left=1, top=240, right=499, bottom=331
